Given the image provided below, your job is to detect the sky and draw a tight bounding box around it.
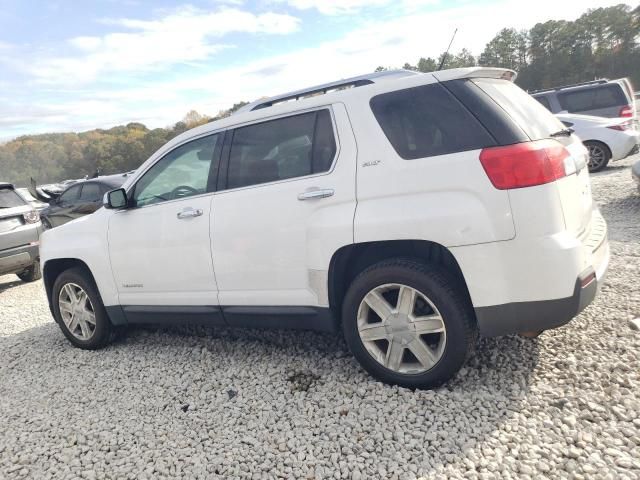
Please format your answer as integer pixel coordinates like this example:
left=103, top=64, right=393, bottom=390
left=0, top=0, right=633, bottom=140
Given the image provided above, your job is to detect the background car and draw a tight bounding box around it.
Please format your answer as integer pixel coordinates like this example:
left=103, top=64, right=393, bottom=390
left=556, top=113, right=639, bottom=172
left=41, top=174, right=128, bottom=229
left=633, top=159, right=640, bottom=193
left=0, top=183, right=42, bottom=282
left=532, top=78, right=636, bottom=120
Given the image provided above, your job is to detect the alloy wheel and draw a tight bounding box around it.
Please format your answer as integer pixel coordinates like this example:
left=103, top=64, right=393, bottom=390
left=58, top=283, right=97, bottom=341
left=356, top=283, right=447, bottom=374
left=587, top=144, right=606, bottom=170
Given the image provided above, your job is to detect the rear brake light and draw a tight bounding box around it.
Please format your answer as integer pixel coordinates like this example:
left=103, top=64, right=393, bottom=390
left=479, top=140, right=571, bottom=190
left=619, top=105, right=633, bottom=118
left=23, top=210, right=40, bottom=224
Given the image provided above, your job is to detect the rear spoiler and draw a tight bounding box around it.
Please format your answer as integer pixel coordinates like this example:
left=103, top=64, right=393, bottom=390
left=431, top=67, right=517, bottom=83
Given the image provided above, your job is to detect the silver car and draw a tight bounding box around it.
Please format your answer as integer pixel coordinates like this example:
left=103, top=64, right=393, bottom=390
left=0, top=183, right=42, bottom=282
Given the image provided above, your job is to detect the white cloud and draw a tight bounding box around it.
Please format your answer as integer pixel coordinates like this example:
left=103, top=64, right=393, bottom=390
left=31, top=7, right=300, bottom=84
left=273, top=0, right=437, bottom=15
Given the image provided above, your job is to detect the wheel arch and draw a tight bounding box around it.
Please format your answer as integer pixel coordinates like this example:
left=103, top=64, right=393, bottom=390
left=43, top=258, right=96, bottom=314
left=328, top=240, right=474, bottom=324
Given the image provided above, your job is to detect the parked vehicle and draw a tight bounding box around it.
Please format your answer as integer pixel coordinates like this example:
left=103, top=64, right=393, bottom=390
left=16, top=188, right=48, bottom=212
left=41, top=174, right=128, bottom=229
left=0, top=183, right=42, bottom=282
left=633, top=159, right=640, bottom=193
left=556, top=113, right=639, bottom=172
left=532, top=78, right=636, bottom=119
left=41, top=67, right=610, bottom=389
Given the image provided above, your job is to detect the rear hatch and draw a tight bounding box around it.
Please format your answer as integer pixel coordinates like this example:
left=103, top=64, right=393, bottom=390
left=469, top=76, right=593, bottom=237
left=0, top=186, right=37, bottom=250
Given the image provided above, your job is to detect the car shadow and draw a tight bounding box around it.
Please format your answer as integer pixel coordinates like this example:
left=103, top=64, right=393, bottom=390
left=0, top=276, right=23, bottom=295
left=1, top=320, right=539, bottom=477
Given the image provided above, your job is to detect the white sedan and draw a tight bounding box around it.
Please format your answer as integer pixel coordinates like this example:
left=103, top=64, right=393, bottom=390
left=556, top=113, right=639, bottom=172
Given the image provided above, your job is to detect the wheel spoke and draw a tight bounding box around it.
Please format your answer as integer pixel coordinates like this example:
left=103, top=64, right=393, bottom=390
left=358, top=324, right=389, bottom=342
left=408, top=339, right=439, bottom=369
left=364, top=291, right=393, bottom=320
left=78, top=319, right=91, bottom=339
left=385, top=342, right=404, bottom=370
left=396, top=286, right=415, bottom=315
left=67, top=315, right=78, bottom=332
left=412, top=314, right=445, bottom=334
left=63, top=284, right=78, bottom=304
left=84, top=313, right=96, bottom=326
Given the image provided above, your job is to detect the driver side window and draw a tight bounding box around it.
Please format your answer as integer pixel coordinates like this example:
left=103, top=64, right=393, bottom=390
left=133, top=133, right=221, bottom=207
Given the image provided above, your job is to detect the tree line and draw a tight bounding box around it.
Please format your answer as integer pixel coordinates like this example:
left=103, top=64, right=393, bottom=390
left=2, top=4, right=638, bottom=187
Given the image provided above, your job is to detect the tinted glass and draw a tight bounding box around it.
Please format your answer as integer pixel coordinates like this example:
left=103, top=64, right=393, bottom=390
left=58, top=185, right=81, bottom=204
left=0, top=188, right=26, bottom=208
left=134, top=133, right=220, bottom=207
left=558, top=85, right=627, bottom=112
left=534, top=95, right=552, bottom=111
left=227, top=110, right=336, bottom=189
left=473, top=78, right=565, bottom=141
left=370, top=83, right=495, bottom=160
left=79, top=183, right=102, bottom=202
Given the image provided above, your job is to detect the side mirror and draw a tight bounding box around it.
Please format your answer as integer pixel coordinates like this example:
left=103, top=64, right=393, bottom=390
left=104, top=188, right=128, bottom=210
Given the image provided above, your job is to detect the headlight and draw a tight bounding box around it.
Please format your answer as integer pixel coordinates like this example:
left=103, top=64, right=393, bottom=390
left=23, top=210, right=40, bottom=224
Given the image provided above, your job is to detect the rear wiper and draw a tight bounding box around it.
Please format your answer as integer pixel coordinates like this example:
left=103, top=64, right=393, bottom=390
left=550, top=128, right=574, bottom=137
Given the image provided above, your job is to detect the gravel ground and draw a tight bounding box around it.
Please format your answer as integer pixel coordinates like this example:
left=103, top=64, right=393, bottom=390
left=1, top=155, right=639, bottom=480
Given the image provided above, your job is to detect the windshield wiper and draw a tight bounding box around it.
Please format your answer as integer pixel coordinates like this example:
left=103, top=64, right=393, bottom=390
left=550, top=128, right=574, bottom=137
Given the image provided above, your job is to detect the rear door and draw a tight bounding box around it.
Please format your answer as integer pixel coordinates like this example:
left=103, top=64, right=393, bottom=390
left=472, top=77, right=593, bottom=237
left=211, top=105, right=357, bottom=309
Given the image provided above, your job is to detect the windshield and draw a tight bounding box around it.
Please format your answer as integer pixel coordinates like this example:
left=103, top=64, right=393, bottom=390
left=473, top=78, right=565, bottom=140
left=0, top=188, right=26, bottom=208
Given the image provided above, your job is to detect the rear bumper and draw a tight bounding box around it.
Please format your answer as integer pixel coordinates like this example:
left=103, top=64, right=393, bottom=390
left=0, top=243, right=39, bottom=275
left=474, top=266, right=601, bottom=336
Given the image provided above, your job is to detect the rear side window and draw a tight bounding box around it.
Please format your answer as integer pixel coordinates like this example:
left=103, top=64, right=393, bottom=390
left=473, top=78, right=564, bottom=141
left=0, top=188, right=26, bottom=208
left=534, top=95, right=552, bottom=111
left=79, top=183, right=102, bottom=202
left=370, top=83, right=495, bottom=160
left=227, top=109, right=336, bottom=189
left=558, top=85, right=627, bottom=113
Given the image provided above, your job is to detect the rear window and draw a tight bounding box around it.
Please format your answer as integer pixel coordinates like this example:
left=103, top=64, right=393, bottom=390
left=370, top=83, right=495, bottom=160
left=558, top=85, right=627, bottom=113
left=0, top=188, right=26, bottom=208
left=473, top=78, right=565, bottom=141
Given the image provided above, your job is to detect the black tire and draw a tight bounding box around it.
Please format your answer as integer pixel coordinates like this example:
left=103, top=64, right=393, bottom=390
left=17, top=262, right=42, bottom=282
left=584, top=140, right=611, bottom=173
left=52, top=267, right=115, bottom=349
left=342, top=259, right=477, bottom=389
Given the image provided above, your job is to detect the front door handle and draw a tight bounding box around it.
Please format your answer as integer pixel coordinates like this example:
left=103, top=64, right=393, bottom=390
left=177, top=208, right=203, bottom=219
left=297, top=188, right=334, bottom=201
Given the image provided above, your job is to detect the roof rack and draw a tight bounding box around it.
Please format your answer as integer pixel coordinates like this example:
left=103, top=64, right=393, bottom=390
left=234, top=70, right=419, bottom=115
left=530, top=79, right=610, bottom=95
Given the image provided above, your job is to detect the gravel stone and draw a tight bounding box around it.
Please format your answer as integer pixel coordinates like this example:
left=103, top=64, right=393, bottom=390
left=1, top=155, right=639, bottom=479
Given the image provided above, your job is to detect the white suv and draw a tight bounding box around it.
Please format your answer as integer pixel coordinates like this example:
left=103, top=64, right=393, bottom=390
left=41, top=68, right=610, bottom=389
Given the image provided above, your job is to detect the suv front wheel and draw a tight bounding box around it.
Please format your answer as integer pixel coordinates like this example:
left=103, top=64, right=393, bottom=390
left=342, top=259, right=476, bottom=389
left=52, top=268, right=115, bottom=349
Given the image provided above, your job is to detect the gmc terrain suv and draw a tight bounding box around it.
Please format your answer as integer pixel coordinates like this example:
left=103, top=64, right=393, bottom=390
left=41, top=68, right=610, bottom=389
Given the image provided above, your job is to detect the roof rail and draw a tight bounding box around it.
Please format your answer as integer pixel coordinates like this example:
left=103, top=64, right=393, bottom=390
left=234, top=69, right=419, bottom=115
left=530, top=79, right=609, bottom=95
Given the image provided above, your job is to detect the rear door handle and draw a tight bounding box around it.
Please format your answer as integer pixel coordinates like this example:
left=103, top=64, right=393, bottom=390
left=177, top=208, right=203, bottom=219
left=297, top=189, right=334, bottom=201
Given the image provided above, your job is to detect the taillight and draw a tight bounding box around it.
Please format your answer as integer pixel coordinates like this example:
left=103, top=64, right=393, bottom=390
left=479, top=139, right=571, bottom=190
left=23, top=210, right=40, bottom=224
left=619, top=105, right=633, bottom=118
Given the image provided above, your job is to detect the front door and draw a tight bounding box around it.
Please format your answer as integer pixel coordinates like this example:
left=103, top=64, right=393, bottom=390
left=108, top=132, right=222, bottom=309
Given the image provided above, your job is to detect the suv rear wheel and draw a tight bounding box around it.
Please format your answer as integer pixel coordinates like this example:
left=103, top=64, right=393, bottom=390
left=342, top=259, right=476, bottom=389
left=17, top=262, right=42, bottom=282
left=52, top=268, right=114, bottom=349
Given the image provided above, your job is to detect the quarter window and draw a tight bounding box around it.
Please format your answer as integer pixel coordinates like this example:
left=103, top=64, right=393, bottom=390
left=226, top=109, right=337, bottom=190
left=133, top=134, right=221, bottom=207
left=370, top=83, right=495, bottom=160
